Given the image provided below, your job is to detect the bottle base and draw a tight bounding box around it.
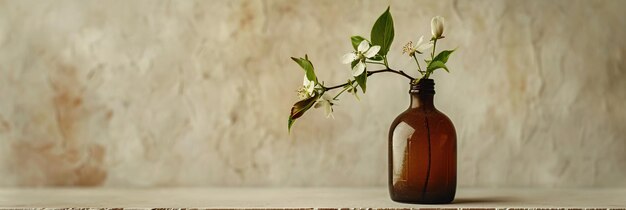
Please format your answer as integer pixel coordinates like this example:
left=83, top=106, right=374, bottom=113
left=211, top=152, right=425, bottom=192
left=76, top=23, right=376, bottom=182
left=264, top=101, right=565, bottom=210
left=389, top=190, right=455, bottom=204
left=390, top=196, right=455, bottom=204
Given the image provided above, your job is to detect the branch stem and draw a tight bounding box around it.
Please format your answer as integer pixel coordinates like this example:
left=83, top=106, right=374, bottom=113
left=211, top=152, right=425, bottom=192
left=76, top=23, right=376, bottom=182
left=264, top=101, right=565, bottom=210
left=365, top=61, right=385, bottom=65
left=431, top=39, right=438, bottom=59
left=332, top=85, right=349, bottom=100
left=424, top=39, right=438, bottom=79
left=322, top=68, right=414, bottom=91
left=413, top=54, right=424, bottom=75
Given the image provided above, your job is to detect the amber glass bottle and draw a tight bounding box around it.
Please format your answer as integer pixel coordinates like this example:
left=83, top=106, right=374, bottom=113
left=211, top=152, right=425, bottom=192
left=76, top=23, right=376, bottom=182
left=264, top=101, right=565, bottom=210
left=388, top=79, right=457, bottom=204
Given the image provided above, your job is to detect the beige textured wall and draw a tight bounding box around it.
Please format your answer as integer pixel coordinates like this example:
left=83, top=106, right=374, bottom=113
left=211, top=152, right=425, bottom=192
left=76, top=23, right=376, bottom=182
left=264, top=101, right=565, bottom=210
left=0, top=0, right=625, bottom=187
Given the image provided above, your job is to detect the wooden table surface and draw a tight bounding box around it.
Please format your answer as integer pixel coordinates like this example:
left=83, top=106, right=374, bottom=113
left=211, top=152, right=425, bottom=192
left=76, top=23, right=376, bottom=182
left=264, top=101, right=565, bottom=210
left=0, top=188, right=625, bottom=209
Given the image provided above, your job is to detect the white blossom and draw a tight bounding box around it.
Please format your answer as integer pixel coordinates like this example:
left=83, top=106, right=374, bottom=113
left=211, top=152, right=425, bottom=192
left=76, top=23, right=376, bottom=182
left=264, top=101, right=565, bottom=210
left=402, top=36, right=433, bottom=57
left=297, top=75, right=316, bottom=99
left=341, top=40, right=381, bottom=76
left=314, top=94, right=335, bottom=119
left=431, top=16, right=445, bottom=39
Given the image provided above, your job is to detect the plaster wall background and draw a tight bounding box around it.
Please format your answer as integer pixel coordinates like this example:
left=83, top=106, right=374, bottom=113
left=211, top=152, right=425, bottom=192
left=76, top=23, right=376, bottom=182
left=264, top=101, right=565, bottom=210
left=0, top=0, right=625, bottom=187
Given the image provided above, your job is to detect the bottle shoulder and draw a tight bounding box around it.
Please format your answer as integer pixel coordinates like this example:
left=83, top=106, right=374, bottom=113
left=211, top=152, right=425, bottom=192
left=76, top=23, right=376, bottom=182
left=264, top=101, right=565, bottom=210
left=390, top=107, right=455, bottom=130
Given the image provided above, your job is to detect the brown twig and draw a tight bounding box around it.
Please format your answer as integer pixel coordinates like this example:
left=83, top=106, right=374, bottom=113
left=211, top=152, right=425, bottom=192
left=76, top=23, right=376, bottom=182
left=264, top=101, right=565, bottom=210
left=323, top=68, right=414, bottom=91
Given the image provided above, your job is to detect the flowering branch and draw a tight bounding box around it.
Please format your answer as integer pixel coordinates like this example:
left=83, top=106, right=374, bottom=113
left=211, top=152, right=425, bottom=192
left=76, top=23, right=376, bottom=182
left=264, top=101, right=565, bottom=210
left=287, top=7, right=456, bottom=132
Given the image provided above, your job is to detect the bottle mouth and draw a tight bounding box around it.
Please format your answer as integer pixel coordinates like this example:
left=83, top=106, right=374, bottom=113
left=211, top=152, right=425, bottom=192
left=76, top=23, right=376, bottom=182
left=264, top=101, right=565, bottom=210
left=410, top=79, right=435, bottom=95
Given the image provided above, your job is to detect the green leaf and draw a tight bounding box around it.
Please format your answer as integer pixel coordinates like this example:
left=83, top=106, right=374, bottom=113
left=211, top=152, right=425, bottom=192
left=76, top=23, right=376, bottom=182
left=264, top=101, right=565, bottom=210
left=427, top=60, right=449, bottom=73
left=369, top=54, right=384, bottom=61
left=351, top=36, right=367, bottom=50
left=351, top=60, right=367, bottom=93
left=290, top=56, right=317, bottom=83
left=432, top=50, right=455, bottom=64
left=370, top=6, right=394, bottom=56
left=355, top=72, right=367, bottom=93
left=288, top=94, right=320, bottom=132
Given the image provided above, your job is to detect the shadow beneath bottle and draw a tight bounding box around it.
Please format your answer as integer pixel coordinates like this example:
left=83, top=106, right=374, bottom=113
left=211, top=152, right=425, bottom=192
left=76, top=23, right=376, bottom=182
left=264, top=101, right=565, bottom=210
left=453, top=196, right=519, bottom=204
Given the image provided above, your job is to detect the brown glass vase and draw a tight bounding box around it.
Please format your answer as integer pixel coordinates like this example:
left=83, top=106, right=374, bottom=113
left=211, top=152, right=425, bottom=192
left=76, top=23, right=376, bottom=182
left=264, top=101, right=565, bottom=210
left=388, top=79, right=457, bottom=204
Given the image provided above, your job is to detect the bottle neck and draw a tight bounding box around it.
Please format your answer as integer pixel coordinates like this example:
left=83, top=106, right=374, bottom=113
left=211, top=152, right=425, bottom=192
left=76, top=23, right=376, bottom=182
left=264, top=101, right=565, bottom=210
left=410, top=93, right=435, bottom=109
left=409, top=79, right=435, bottom=109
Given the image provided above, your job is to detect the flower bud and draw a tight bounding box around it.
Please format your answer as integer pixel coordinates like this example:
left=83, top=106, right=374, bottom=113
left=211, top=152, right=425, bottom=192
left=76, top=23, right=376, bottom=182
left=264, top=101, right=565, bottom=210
left=431, top=16, right=445, bottom=39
